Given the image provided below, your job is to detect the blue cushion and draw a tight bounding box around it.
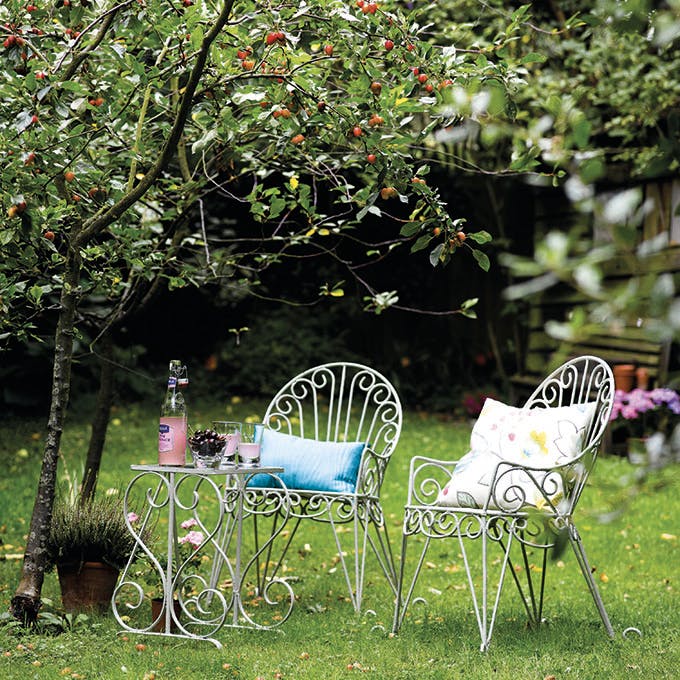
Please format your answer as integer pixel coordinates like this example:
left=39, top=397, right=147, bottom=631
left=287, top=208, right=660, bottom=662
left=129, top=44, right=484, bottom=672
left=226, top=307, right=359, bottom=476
left=247, top=428, right=366, bottom=493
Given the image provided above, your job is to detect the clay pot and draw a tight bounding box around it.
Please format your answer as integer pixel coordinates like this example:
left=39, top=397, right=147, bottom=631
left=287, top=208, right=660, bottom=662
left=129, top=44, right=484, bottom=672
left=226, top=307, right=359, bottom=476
left=150, top=597, right=181, bottom=633
left=635, top=367, right=650, bottom=390
left=613, top=364, right=636, bottom=392
left=57, top=561, right=119, bottom=613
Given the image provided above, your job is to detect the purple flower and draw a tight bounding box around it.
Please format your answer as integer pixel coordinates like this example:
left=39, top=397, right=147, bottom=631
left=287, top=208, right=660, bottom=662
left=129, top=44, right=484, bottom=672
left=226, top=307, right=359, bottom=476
left=610, top=387, right=680, bottom=436
left=180, top=518, right=198, bottom=530
left=127, top=512, right=139, bottom=524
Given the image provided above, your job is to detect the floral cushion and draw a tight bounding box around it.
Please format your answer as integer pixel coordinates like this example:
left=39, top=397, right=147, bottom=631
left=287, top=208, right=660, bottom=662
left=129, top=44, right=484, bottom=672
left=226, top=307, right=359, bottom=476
left=436, top=399, right=596, bottom=510
left=470, top=398, right=596, bottom=468
left=436, top=449, right=567, bottom=510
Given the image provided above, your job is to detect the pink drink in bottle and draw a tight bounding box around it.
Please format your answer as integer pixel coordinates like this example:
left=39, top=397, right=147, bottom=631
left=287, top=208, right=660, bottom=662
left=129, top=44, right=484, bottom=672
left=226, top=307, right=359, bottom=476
left=158, top=360, right=188, bottom=465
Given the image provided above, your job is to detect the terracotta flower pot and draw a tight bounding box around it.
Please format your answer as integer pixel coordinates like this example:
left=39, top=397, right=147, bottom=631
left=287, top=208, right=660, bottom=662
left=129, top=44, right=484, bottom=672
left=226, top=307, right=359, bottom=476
left=150, top=597, right=181, bottom=633
left=57, top=561, right=119, bottom=613
left=613, top=364, right=636, bottom=392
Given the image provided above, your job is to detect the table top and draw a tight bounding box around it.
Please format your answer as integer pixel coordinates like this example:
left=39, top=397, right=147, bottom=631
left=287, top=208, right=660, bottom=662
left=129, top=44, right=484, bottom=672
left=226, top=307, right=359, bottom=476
left=130, top=464, right=284, bottom=475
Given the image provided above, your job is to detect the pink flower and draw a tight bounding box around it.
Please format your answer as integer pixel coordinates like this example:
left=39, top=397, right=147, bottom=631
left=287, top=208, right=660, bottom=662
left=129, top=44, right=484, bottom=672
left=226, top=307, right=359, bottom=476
left=180, top=518, right=198, bottom=530
left=179, top=530, right=204, bottom=549
left=620, top=404, right=640, bottom=420
left=127, top=512, right=139, bottom=524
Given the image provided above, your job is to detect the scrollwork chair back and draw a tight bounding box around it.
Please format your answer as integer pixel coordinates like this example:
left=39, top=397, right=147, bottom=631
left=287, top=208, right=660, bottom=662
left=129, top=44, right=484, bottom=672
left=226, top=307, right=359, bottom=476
left=257, top=362, right=403, bottom=613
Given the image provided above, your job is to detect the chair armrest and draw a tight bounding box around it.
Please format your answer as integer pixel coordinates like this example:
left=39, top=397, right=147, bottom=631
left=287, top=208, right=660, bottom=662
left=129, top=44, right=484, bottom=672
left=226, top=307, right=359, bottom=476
left=356, top=445, right=389, bottom=497
left=486, top=451, right=594, bottom=514
left=406, top=455, right=461, bottom=507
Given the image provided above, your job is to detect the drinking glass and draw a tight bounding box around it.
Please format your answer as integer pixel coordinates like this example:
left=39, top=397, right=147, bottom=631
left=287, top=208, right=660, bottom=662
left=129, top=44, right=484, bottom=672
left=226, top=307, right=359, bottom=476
left=212, top=421, right=242, bottom=469
left=238, top=422, right=264, bottom=467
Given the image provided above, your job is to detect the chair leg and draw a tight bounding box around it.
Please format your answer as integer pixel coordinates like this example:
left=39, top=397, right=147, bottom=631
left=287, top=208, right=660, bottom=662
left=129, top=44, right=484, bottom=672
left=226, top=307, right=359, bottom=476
left=502, top=538, right=548, bottom=627
left=459, top=520, right=514, bottom=652
left=391, top=531, right=408, bottom=634
left=392, top=531, right=432, bottom=634
left=326, top=509, right=370, bottom=612
left=366, top=515, right=398, bottom=595
left=321, top=501, right=394, bottom=613
left=568, top=524, right=615, bottom=637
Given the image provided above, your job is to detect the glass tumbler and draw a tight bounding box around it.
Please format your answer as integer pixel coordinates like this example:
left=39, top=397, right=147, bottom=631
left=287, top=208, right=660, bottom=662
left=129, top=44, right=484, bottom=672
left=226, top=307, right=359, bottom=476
left=238, top=422, right=264, bottom=467
left=212, top=421, right=242, bottom=469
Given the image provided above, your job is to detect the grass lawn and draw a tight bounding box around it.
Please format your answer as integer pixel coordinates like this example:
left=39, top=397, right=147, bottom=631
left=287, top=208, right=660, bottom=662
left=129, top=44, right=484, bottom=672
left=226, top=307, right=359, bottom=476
left=0, top=399, right=678, bottom=679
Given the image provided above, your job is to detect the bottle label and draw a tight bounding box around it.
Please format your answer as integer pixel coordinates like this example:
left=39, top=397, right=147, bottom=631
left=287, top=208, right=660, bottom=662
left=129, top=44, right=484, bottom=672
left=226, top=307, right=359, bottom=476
left=158, top=416, right=187, bottom=465
left=158, top=423, right=173, bottom=453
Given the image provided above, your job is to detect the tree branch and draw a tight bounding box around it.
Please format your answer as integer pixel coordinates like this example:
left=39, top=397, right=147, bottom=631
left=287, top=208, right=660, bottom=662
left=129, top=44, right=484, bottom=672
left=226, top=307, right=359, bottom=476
left=75, top=0, right=237, bottom=247
left=59, top=1, right=136, bottom=80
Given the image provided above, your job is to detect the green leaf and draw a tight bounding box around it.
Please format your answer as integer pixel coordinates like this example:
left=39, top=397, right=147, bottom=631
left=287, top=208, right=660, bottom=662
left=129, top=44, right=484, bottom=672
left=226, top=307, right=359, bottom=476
left=520, top=52, right=546, bottom=64
left=511, top=4, right=531, bottom=21
left=467, top=230, right=492, bottom=244
left=579, top=157, right=606, bottom=184
left=411, top=234, right=431, bottom=253
left=572, top=116, right=591, bottom=149
left=29, top=285, right=44, bottom=303
left=357, top=192, right=379, bottom=221
left=400, top=222, right=422, bottom=237
left=190, top=27, right=203, bottom=52
left=429, top=243, right=445, bottom=267
left=191, top=129, right=218, bottom=153
left=268, top=197, right=286, bottom=220
left=0, top=228, right=15, bottom=246
left=232, top=90, right=267, bottom=104
left=472, top=249, right=491, bottom=271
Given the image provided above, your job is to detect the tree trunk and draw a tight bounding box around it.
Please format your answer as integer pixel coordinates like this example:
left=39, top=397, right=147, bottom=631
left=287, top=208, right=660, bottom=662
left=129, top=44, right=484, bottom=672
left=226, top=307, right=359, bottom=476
left=80, top=333, right=115, bottom=503
left=10, top=0, right=235, bottom=624
left=10, top=246, right=82, bottom=624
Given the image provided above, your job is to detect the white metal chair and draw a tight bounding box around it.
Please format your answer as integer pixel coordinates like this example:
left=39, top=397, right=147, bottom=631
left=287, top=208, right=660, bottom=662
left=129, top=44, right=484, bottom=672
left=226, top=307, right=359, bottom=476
left=249, top=362, right=402, bottom=612
left=392, top=356, right=616, bottom=651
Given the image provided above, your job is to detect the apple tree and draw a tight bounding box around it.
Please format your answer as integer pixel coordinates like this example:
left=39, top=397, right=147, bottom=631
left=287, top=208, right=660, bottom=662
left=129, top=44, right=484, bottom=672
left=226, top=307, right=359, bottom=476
left=0, top=0, right=530, bottom=622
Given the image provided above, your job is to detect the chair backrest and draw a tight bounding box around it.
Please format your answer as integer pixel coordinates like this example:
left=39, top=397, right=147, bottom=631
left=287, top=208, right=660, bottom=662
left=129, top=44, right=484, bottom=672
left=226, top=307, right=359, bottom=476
left=263, top=362, right=402, bottom=456
left=524, top=355, right=615, bottom=507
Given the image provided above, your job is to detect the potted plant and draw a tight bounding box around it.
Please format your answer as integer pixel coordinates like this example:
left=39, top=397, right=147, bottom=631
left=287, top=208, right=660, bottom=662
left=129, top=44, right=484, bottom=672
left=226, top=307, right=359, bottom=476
left=45, top=492, right=145, bottom=613
left=127, top=516, right=205, bottom=632
left=609, top=387, right=680, bottom=462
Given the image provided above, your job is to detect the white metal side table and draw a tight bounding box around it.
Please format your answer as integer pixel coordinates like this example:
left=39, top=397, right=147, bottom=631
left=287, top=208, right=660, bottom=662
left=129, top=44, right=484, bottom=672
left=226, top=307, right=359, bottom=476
left=112, top=464, right=293, bottom=648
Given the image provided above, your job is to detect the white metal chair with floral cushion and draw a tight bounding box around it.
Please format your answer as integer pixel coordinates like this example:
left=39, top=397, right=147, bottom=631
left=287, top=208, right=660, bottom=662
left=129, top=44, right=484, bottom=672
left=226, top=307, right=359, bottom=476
left=392, top=356, right=615, bottom=651
left=246, top=362, right=402, bottom=613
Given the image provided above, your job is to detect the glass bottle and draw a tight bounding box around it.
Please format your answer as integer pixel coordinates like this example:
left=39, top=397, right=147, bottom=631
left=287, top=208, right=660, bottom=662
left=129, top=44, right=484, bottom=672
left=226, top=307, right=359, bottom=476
left=158, top=360, right=188, bottom=465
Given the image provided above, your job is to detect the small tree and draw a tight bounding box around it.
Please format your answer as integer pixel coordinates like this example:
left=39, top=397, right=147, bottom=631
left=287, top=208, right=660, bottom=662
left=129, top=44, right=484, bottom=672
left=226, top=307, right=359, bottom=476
left=2, top=0, right=527, bottom=622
